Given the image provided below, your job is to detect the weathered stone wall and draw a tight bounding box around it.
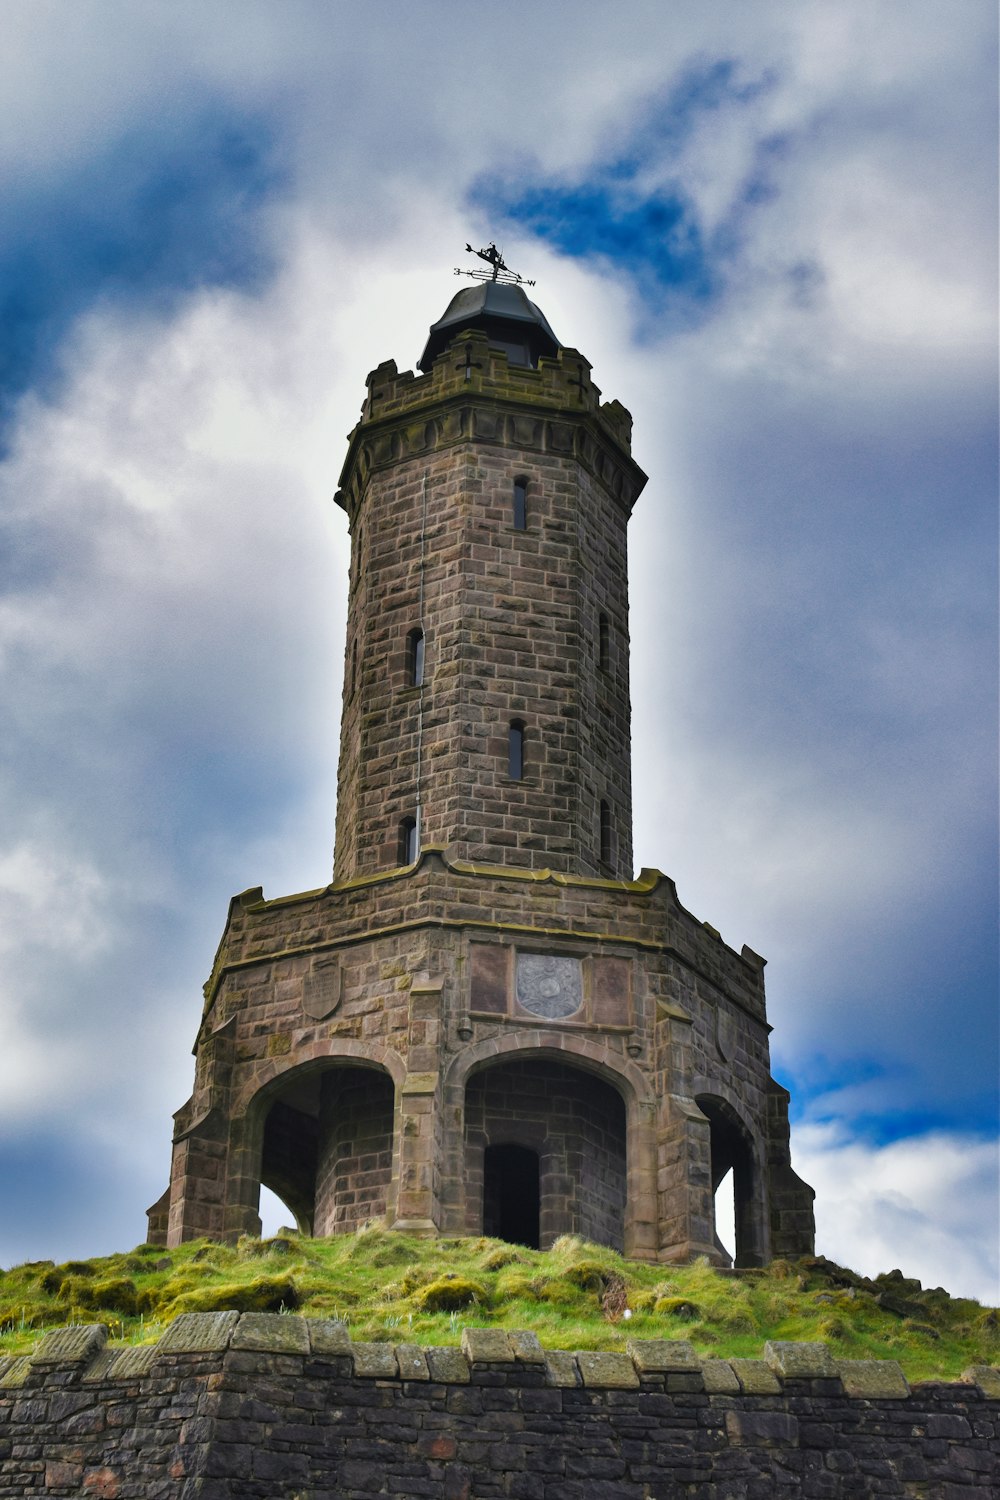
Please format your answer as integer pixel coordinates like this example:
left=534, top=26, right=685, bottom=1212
left=1, top=1317, right=997, bottom=1498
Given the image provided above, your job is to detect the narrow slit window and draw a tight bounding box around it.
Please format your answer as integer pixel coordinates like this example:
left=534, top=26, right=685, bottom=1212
left=599, top=799, right=612, bottom=867
left=408, top=627, right=425, bottom=687
left=350, top=639, right=358, bottom=698
left=508, top=721, right=525, bottom=780
left=512, top=478, right=527, bottom=531
left=399, top=816, right=419, bottom=865
left=598, top=612, right=610, bottom=672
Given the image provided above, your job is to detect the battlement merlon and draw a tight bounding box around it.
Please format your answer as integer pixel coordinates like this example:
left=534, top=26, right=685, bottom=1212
left=333, top=332, right=646, bottom=520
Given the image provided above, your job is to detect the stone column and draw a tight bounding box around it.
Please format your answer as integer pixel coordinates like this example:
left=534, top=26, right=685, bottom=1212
left=656, top=1095, right=721, bottom=1262
left=165, top=1109, right=236, bottom=1247
left=766, top=1079, right=816, bottom=1257
left=391, top=1070, right=440, bottom=1233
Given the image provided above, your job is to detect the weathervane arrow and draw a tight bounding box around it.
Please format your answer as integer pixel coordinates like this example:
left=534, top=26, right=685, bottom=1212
left=454, top=241, right=535, bottom=287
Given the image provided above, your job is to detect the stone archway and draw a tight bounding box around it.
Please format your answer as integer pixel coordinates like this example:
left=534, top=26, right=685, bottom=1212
left=443, top=1034, right=658, bottom=1260
left=463, top=1053, right=629, bottom=1252
left=240, top=1053, right=402, bottom=1238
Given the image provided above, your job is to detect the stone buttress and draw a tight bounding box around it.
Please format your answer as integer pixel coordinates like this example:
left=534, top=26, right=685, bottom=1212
left=150, top=283, right=815, bottom=1264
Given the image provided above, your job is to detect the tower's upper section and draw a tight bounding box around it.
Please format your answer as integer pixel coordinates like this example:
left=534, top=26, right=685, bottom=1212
left=332, top=291, right=646, bottom=884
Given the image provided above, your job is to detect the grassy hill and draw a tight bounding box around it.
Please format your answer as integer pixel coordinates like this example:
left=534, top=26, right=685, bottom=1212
left=1, top=1227, right=996, bottom=1382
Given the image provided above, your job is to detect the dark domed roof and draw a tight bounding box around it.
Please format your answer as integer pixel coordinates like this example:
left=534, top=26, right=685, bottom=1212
left=418, top=282, right=561, bottom=372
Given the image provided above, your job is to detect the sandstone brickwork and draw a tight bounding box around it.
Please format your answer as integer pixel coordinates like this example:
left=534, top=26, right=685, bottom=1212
left=150, top=287, right=815, bottom=1266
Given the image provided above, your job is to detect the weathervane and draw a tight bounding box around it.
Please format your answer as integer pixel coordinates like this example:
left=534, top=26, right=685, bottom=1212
left=455, top=241, right=535, bottom=287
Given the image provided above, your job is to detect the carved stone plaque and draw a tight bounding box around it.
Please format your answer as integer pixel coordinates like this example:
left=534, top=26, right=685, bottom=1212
left=515, top=953, right=582, bottom=1020
left=302, top=958, right=342, bottom=1021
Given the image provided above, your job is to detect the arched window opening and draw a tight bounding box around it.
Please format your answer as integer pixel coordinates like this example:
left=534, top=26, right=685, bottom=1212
left=696, top=1095, right=762, bottom=1269
left=483, top=1144, right=540, bottom=1248
left=399, top=816, right=419, bottom=865
left=508, top=721, right=525, bottom=780
left=407, top=627, right=425, bottom=687
left=512, top=478, right=527, bottom=531
left=598, top=612, right=610, bottom=672
left=599, top=799, right=612, bottom=867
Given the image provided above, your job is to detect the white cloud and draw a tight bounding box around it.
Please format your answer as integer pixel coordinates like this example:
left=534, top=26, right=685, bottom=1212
left=793, top=1123, right=999, bottom=1305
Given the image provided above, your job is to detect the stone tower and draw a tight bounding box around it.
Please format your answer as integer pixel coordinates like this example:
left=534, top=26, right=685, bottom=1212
left=148, top=280, right=815, bottom=1265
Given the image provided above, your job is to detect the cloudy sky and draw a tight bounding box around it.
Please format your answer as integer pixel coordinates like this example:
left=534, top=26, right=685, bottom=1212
left=1, top=2, right=996, bottom=1302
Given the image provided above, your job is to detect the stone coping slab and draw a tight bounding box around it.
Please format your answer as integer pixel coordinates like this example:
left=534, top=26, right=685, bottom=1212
left=626, top=1338, right=699, bottom=1373
left=836, top=1358, right=910, bottom=1399
left=32, top=1324, right=108, bottom=1364
left=963, top=1364, right=1000, bottom=1399
left=1, top=1317, right=994, bottom=1401
left=765, top=1340, right=838, bottom=1379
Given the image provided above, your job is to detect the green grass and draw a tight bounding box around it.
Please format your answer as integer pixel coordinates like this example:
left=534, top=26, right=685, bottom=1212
left=1, top=1228, right=995, bottom=1383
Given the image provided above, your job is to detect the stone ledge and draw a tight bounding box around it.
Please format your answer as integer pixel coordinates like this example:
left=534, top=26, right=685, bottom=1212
left=2, top=1318, right=995, bottom=1403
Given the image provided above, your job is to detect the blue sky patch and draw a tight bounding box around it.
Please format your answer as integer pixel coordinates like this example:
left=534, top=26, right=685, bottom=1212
left=0, top=110, right=283, bottom=438
left=470, top=58, right=780, bottom=321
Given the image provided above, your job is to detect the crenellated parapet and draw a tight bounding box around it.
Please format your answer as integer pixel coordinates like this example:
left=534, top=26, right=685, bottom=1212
left=334, top=332, right=646, bottom=522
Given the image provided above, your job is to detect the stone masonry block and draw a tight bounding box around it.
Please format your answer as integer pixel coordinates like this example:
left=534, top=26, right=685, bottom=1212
left=765, top=1340, right=838, bottom=1380
left=229, top=1313, right=311, bottom=1354
left=700, top=1359, right=742, bottom=1394
left=835, top=1359, right=910, bottom=1399
left=725, top=1410, right=799, bottom=1447
left=544, top=1350, right=580, bottom=1387
left=395, top=1343, right=430, bottom=1381
left=626, top=1338, right=700, bottom=1374
left=508, top=1330, right=546, bottom=1365
left=426, top=1346, right=471, bottom=1383
left=157, top=1311, right=239, bottom=1354
left=351, top=1342, right=399, bottom=1378
left=461, top=1327, right=513, bottom=1364
left=104, top=1345, right=160, bottom=1380
left=729, top=1358, right=782, bottom=1395
left=963, top=1364, right=1000, bottom=1398
left=576, top=1351, right=639, bottom=1389
left=0, top=1357, right=31, bottom=1388
left=32, top=1324, right=108, bottom=1365
left=309, top=1319, right=352, bottom=1356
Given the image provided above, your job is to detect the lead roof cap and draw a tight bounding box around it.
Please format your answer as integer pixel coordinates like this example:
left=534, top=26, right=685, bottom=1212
left=418, top=282, right=561, bottom=372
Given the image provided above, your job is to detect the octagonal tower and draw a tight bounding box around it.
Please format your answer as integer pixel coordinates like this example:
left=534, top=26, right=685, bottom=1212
left=149, top=280, right=815, bottom=1267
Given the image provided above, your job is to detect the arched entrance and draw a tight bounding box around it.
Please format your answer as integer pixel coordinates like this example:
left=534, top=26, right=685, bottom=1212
left=255, top=1062, right=396, bottom=1237
left=695, top=1093, right=763, bottom=1268
left=465, top=1057, right=627, bottom=1251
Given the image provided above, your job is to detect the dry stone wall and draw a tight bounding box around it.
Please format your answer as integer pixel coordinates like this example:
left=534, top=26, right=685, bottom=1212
left=1, top=1314, right=997, bottom=1498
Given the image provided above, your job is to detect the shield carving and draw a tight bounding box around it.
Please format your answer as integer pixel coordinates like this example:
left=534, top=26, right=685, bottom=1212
left=716, top=1009, right=737, bottom=1063
left=302, top=957, right=342, bottom=1021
